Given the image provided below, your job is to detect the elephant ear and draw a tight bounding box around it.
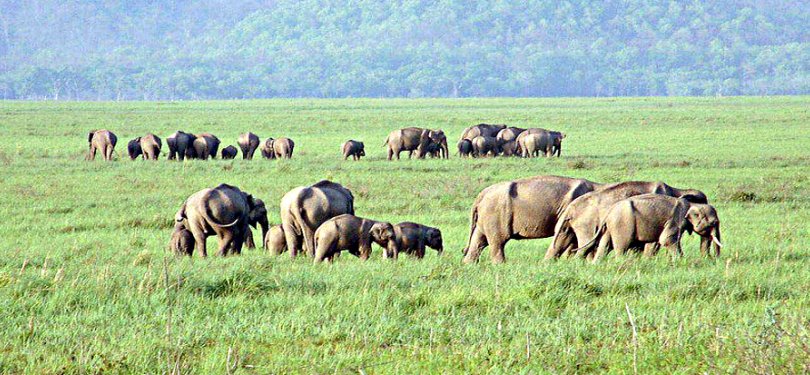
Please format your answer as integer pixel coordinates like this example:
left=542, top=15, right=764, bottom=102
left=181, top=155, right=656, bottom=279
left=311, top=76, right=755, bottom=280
left=175, top=202, right=187, bottom=222
left=661, top=199, right=690, bottom=245
left=88, top=131, right=95, bottom=143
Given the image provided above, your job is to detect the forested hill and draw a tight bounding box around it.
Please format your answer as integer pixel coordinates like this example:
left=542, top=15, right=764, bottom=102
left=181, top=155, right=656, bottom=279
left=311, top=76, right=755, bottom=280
left=1, top=1, right=808, bottom=100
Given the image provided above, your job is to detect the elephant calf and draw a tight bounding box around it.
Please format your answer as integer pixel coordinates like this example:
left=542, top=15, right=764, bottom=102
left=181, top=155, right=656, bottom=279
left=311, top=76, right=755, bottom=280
left=457, top=139, right=473, bottom=157
left=342, top=140, right=365, bottom=160
left=392, top=222, right=443, bottom=259
left=264, top=225, right=287, bottom=255
left=574, top=194, right=722, bottom=262
left=169, top=222, right=194, bottom=256
left=221, top=145, right=238, bottom=159
left=313, top=214, right=398, bottom=263
left=472, top=136, right=498, bottom=157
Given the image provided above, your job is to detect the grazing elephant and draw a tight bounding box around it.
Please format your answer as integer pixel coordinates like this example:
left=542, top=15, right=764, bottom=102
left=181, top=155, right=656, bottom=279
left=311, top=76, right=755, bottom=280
left=460, top=124, right=507, bottom=140
left=243, top=198, right=269, bottom=250
left=546, top=181, right=709, bottom=260
left=342, top=140, right=365, bottom=160
left=384, top=127, right=448, bottom=160
left=572, top=194, right=722, bottom=262
left=500, top=141, right=518, bottom=156
left=463, top=175, right=604, bottom=264
left=167, top=131, right=196, bottom=160
left=313, top=214, right=398, bottom=263
left=175, top=184, right=267, bottom=257
left=238, top=132, right=260, bottom=160
left=273, top=137, right=295, bottom=159
left=471, top=135, right=498, bottom=157
left=280, top=180, right=355, bottom=257
left=260, top=138, right=275, bottom=159
left=221, top=145, right=238, bottom=159
left=548, top=131, right=565, bottom=157
left=392, top=222, right=443, bottom=259
left=264, top=225, right=287, bottom=255
left=457, top=139, right=473, bottom=157
left=495, top=127, right=526, bottom=144
left=422, top=130, right=449, bottom=159
left=128, top=134, right=162, bottom=160
left=86, top=129, right=117, bottom=161
left=192, top=133, right=220, bottom=160
left=127, top=138, right=143, bottom=160
left=518, top=133, right=550, bottom=158
left=515, top=128, right=565, bottom=157
left=169, top=222, right=194, bottom=256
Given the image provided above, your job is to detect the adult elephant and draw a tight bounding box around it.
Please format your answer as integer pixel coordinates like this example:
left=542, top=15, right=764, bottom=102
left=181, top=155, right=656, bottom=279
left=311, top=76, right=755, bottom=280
left=460, top=124, right=507, bottom=141
left=279, top=180, right=355, bottom=257
left=495, top=127, right=525, bottom=144
left=128, top=133, right=162, bottom=160
left=515, top=128, right=565, bottom=157
left=192, top=133, right=221, bottom=160
left=238, top=132, right=260, bottom=160
left=260, top=138, right=275, bottom=159
left=517, top=133, right=550, bottom=158
left=463, top=175, right=604, bottom=264
left=175, top=184, right=268, bottom=257
left=273, top=137, right=295, bottom=159
left=384, top=127, right=447, bottom=160
left=423, top=130, right=449, bottom=159
left=471, top=136, right=499, bottom=157
left=86, top=129, right=117, bottom=161
left=167, top=131, right=196, bottom=160
left=545, top=181, right=709, bottom=260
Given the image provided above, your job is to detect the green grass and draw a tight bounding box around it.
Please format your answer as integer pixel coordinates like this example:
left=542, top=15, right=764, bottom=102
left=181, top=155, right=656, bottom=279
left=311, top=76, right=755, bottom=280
left=0, top=97, right=808, bottom=374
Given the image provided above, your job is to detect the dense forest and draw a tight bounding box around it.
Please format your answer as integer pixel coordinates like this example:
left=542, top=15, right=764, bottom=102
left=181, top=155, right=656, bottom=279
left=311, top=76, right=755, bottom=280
left=0, top=0, right=808, bottom=100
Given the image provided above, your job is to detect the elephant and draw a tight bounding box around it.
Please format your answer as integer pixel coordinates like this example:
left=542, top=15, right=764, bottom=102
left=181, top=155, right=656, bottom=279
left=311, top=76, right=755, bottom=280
left=495, top=127, right=526, bottom=145
left=238, top=132, right=260, bottom=160
left=273, top=137, right=295, bottom=159
left=515, top=128, right=565, bottom=157
left=392, top=222, right=443, bottom=259
left=264, top=225, right=287, bottom=255
left=571, top=194, right=722, bottom=262
left=221, top=145, right=238, bottom=159
left=342, top=140, right=365, bottom=160
left=471, top=135, right=498, bottom=157
left=517, top=132, right=550, bottom=158
left=463, top=175, right=604, bottom=264
left=500, top=141, right=518, bottom=156
left=457, top=139, right=473, bottom=157
left=313, top=214, right=398, bottom=263
left=422, top=130, right=449, bottom=159
left=192, top=133, right=220, bottom=160
left=243, top=198, right=269, bottom=250
left=128, top=134, right=162, bottom=160
left=384, top=127, right=448, bottom=160
left=279, top=180, right=355, bottom=257
left=260, top=138, right=276, bottom=159
left=86, top=129, right=117, bottom=161
left=460, top=124, right=507, bottom=140
left=174, top=184, right=268, bottom=257
left=169, top=222, right=194, bottom=256
left=546, top=180, right=709, bottom=260
left=167, top=131, right=196, bottom=160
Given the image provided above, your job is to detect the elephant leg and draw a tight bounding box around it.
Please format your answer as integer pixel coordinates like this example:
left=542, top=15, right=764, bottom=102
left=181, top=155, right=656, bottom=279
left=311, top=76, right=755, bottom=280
left=489, top=238, right=507, bottom=264
left=105, top=145, right=114, bottom=161
left=700, top=236, right=711, bottom=257
left=217, top=232, right=233, bottom=257
left=643, top=243, right=660, bottom=257
left=244, top=227, right=255, bottom=249
left=88, top=146, right=97, bottom=160
left=545, top=231, right=574, bottom=260
left=193, top=231, right=207, bottom=258
left=314, top=238, right=335, bottom=263
left=592, top=232, right=613, bottom=263
left=231, top=231, right=245, bottom=255
left=462, top=227, right=488, bottom=264
left=283, top=224, right=302, bottom=258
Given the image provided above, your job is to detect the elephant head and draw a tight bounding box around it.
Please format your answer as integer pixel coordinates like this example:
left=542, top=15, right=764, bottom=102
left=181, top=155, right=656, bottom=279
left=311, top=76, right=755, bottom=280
left=247, top=196, right=269, bottom=246
left=358, top=142, right=366, bottom=157
left=679, top=189, right=709, bottom=204
left=127, top=137, right=143, bottom=159
left=425, top=227, right=443, bottom=254
left=370, top=222, right=398, bottom=259
left=685, top=203, right=722, bottom=257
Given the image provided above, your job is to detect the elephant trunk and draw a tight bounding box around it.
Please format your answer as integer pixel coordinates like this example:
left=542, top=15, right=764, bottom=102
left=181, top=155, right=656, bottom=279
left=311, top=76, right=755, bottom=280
left=386, top=240, right=399, bottom=260
left=711, top=225, right=722, bottom=257
left=259, top=217, right=269, bottom=249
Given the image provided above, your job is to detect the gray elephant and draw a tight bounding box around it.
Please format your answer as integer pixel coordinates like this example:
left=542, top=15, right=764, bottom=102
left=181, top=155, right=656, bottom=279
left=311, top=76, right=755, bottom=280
left=463, top=175, right=604, bottom=264
left=460, top=124, right=507, bottom=140
left=238, top=132, right=260, bottom=160
left=174, top=184, right=268, bottom=257
left=243, top=198, right=269, bottom=250
left=280, top=180, right=355, bottom=257
left=192, top=133, right=221, bottom=160
left=423, top=130, right=449, bottom=158
left=128, top=133, right=162, bottom=160
left=264, top=225, right=287, bottom=255
left=457, top=139, right=473, bottom=157
left=342, top=140, right=365, bottom=160
left=221, top=145, right=238, bottom=159
left=273, top=137, right=295, bottom=159
left=546, top=181, right=708, bottom=260
left=384, top=127, right=448, bottom=160
left=392, top=222, right=443, bottom=259
left=517, top=132, right=550, bottom=158
left=260, top=138, right=276, bottom=159
left=495, top=127, right=525, bottom=144
left=515, top=128, right=565, bottom=157
left=86, top=129, right=117, bottom=161
left=500, top=141, right=518, bottom=156
left=572, top=194, right=722, bottom=262
left=313, top=214, right=398, bottom=263
left=169, top=222, right=194, bottom=256
left=167, top=131, right=196, bottom=160
left=471, top=135, right=498, bottom=157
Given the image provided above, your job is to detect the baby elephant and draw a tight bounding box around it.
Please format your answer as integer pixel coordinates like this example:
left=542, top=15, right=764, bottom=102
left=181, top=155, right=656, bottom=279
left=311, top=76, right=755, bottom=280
left=342, top=140, right=365, bottom=160
left=169, top=222, right=194, bottom=256
left=457, top=139, right=473, bottom=157
left=575, top=194, right=722, bottom=262
left=392, top=222, right=443, bottom=259
left=313, top=214, right=398, bottom=263
left=221, top=145, right=238, bottom=159
left=264, top=225, right=287, bottom=255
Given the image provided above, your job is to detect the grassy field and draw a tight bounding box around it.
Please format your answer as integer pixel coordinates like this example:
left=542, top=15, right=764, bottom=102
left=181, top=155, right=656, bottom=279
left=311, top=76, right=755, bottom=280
left=0, top=97, right=808, bottom=373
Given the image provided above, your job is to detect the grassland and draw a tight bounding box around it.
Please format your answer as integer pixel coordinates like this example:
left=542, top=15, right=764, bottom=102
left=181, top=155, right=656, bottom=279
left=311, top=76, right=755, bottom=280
left=0, top=97, right=808, bottom=374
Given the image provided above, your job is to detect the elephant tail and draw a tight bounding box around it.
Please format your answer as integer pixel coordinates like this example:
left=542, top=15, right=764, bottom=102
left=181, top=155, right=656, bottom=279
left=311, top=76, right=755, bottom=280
left=570, top=222, right=606, bottom=255
left=289, top=188, right=311, bottom=236
left=383, top=135, right=390, bottom=147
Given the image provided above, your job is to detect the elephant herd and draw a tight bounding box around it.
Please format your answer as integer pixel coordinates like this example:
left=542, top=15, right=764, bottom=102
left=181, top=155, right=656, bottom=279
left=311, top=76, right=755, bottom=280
left=86, top=129, right=295, bottom=161
left=457, top=123, right=565, bottom=158
left=170, top=176, right=722, bottom=265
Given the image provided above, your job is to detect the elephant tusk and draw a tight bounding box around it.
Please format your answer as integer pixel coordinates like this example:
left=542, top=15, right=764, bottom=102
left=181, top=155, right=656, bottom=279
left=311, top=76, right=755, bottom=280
left=711, top=235, right=723, bottom=248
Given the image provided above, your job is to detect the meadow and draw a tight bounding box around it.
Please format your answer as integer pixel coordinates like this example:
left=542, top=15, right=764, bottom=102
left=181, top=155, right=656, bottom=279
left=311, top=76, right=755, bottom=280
left=0, top=97, right=808, bottom=373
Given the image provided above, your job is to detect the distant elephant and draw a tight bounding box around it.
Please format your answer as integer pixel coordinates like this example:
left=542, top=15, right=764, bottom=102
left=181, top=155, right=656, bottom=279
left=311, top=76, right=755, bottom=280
left=280, top=180, right=355, bottom=257
left=313, top=214, right=398, bottom=263
left=548, top=131, right=565, bottom=157
left=422, top=130, right=449, bottom=158
left=175, top=184, right=267, bottom=257
left=192, top=133, right=220, bottom=160
left=238, top=132, right=260, bottom=160
left=167, top=131, right=196, bottom=160
left=264, top=225, right=287, bottom=255
left=546, top=181, right=709, bottom=260
left=471, top=135, right=498, bottom=157
left=392, top=222, right=443, bottom=259
left=273, top=137, right=295, bottom=159
left=169, top=222, right=194, bottom=256
left=128, top=133, right=162, bottom=160
left=127, top=138, right=143, bottom=160
left=517, top=132, right=550, bottom=158
left=342, top=140, right=365, bottom=160
left=515, top=128, right=564, bottom=157
left=457, top=139, right=473, bottom=157
left=572, top=194, right=722, bottom=262
left=500, top=141, right=518, bottom=156
left=86, top=129, right=117, bottom=161
left=384, top=127, right=448, bottom=160
left=260, top=138, right=276, bottom=159
left=495, top=127, right=526, bottom=144
left=243, top=198, right=269, bottom=250
left=460, top=124, right=507, bottom=140
left=221, top=145, right=238, bottom=159
left=463, top=175, right=604, bottom=264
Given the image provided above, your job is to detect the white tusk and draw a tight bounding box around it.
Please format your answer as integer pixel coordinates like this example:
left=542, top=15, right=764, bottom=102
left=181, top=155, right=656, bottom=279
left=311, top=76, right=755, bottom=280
left=711, top=235, right=723, bottom=248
